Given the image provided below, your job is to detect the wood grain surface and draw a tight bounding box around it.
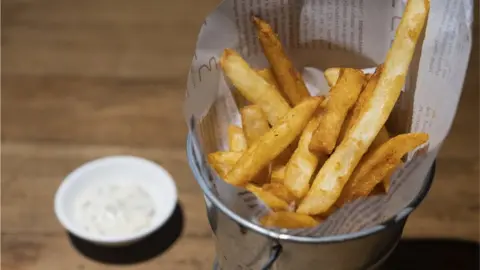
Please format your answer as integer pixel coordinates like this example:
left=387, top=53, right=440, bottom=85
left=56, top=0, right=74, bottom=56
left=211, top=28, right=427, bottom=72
left=1, top=0, right=478, bottom=269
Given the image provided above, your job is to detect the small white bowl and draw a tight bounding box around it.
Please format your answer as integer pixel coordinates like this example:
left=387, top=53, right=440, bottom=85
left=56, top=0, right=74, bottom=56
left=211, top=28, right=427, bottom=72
left=54, top=155, right=178, bottom=246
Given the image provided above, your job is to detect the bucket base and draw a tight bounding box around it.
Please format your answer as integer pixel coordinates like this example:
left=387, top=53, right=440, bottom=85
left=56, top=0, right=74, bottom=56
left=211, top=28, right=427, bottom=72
left=211, top=237, right=397, bottom=270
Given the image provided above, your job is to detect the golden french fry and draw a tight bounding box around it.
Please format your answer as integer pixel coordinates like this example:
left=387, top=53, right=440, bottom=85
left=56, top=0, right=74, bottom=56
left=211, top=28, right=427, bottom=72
left=297, top=0, right=430, bottom=215
left=326, top=68, right=372, bottom=88
left=272, top=142, right=297, bottom=166
left=208, top=150, right=269, bottom=185
left=284, top=97, right=328, bottom=199
left=262, top=183, right=297, bottom=203
left=269, top=123, right=301, bottom=183
left=209, top=163, right=231, bottom=179
left=324, top=68, right=341, bottom=87
left=369, top=126, right=394, bottom=190
left=207, top=151, right=242, bottom=178
left=381, top=164, right=397, bottom=192
left=328, top=68, right=388, bottom=150
left=270, top=141, right=297, bottom=182
left=270, top=165, right=286, bottom=183
left=260, top=211, right=319, bottom=229
left=309, top=68, right=365, bottom=155
left=337, top=133, right=428, bottom=205
left=228, top=125, right=247, bottom=152
left=252, top=16, right=311, bottom=106
left=339, top=65, right=384, bottom=144
left=240, top=105, right=270, bottom=146
left=334, top=67, right=379, bottom=144
left=220, top=49, right=291, bottom=125
left=225, top=97, right=321, bottom=186
left=257, top=68, right=291, bottom=103
left=208, top=151, right=242, bottom=165
left=239, top=105, right=271, bottom=185
left=257, top=68, right=280, bottom=89
left=245, top=184, right=290, bottom=211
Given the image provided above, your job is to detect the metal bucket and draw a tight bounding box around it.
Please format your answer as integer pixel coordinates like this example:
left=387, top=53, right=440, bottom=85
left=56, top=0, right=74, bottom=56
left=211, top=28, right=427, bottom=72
left=187, top=134, right=435, bottom=270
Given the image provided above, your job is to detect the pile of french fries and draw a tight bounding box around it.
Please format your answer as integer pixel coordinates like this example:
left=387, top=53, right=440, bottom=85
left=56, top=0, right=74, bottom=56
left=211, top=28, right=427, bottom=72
left=208, top=0, right=430, bottom=229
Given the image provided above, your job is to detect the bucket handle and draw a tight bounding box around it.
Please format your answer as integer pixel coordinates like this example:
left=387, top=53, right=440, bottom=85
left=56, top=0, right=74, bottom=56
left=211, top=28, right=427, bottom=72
left=261, top=243, right=282, bottom=270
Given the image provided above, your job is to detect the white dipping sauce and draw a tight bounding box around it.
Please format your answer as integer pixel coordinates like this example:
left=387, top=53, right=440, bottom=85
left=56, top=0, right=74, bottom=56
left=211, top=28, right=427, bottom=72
left=73, top=181, right=156, bottom=237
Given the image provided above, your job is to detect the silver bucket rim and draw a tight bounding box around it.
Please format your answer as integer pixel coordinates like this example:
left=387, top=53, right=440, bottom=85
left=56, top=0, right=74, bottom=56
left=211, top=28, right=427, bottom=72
left=186, top=133, right=435, bottom=243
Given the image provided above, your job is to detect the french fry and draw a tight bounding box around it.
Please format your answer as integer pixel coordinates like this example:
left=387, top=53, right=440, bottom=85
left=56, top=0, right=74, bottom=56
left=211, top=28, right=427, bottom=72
left=339, top=65, right=384, bottom=144
left=381, top=164, right=396, bottom=192
left=270, top=144, right=298, bottom=191
left=269, top=140, right=300, bottom=184
left=220, top=49, right=291, bottom=125
left=309, top=68, right=365, bottom=155
left=240, top=105, right=270, bottom=146
left=208, top=162, right=231, bottom=179
left=225, top=97, right=321, bottom=186
left=207, top=151, right=242, bottom=178
left=270, top=165, right=286, bottom=183
left=208, top=151, right=241, bottom=166
left=252, top=16, right=311, bottom=105
left=228, top=125, right=247, bottom=152
left=284, top=97, right=328, bottom=199
left=262, top=183, right=297, bottom=203
left=369, top=126, right=395, bottom=191
left=245, top=184, right=290, bottom=211
left=260, top=211, right=319, bottom=229
left=273, top=142, right=297, bottom=165
left=257, top=68, right=291, bottom=102
left=257, top=68, right=280, bottom=89
left=337, top=133, right=428, bottom=206
left=325, top=68, right=373, bottom=88
left=323, top=67, right=372, bottom=87
left=208, top=151, right=269, bottom=185
left=240, top=105, right=272, bottom=185
left=324, top=68, right=341, bottom=87
left=297, top=0, right=430, bottom=215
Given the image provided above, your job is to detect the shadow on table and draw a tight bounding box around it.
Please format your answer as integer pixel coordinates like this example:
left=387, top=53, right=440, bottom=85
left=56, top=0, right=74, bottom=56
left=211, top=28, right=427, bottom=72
left=382, top=238, right=480, bottom=270
left=68, top=203, right=184, bottom=265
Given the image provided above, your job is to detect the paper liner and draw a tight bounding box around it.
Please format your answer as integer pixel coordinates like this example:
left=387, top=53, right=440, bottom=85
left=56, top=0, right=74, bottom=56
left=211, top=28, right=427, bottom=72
left=184, top=0, right=473, bottom=237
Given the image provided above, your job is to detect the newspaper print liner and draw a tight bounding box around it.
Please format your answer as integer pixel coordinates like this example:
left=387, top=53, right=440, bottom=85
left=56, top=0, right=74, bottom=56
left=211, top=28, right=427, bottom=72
left=184, top=0, right=473, bottom=237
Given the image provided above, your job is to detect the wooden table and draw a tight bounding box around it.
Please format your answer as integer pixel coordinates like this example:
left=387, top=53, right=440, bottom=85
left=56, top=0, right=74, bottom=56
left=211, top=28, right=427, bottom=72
left=2, top=0, right=478, bottom=269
